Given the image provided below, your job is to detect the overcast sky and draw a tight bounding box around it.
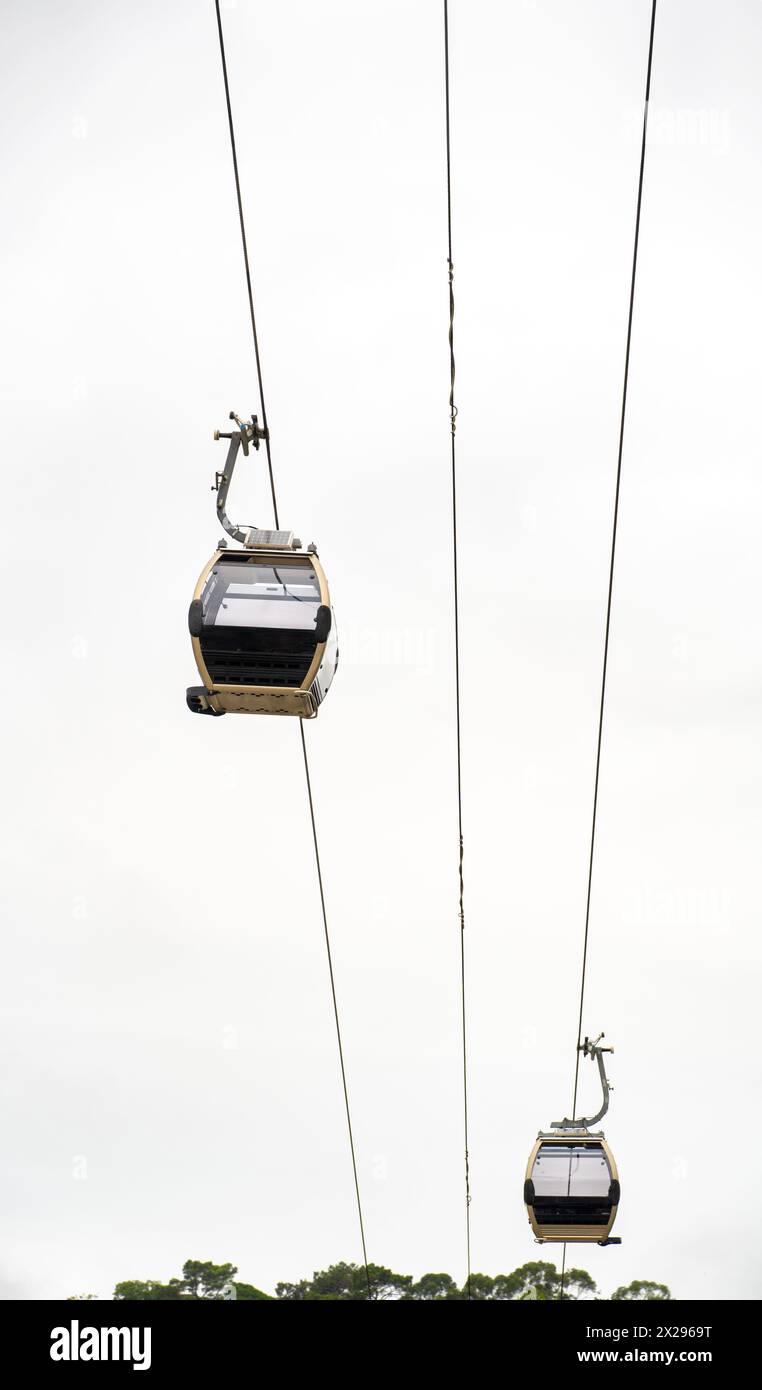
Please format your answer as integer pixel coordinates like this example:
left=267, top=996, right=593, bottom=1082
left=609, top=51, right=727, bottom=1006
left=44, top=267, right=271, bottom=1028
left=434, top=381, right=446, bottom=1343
left=1, top=0, right=761, bottom=1301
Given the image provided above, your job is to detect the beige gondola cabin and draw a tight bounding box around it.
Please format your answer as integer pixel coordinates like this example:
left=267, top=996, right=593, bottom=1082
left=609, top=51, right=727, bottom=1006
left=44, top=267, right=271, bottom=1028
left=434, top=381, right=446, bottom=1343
left=524, top=1131, right=620, bottom=1245
left=187, top=543, right=338, bottom=718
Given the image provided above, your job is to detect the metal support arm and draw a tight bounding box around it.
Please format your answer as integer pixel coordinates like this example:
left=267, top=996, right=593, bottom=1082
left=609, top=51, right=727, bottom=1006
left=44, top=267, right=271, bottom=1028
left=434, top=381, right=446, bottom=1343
left=551, top=1034, right=614, bottom=1131
left=211, top=411, right=269, bottom=545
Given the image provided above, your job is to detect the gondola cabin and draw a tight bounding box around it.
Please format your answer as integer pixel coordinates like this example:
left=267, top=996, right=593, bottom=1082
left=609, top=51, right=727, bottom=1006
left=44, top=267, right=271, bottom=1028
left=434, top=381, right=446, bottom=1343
left=187, top=542, right=337, bottom=718
left=524, top=1131, right=620, bottom=1245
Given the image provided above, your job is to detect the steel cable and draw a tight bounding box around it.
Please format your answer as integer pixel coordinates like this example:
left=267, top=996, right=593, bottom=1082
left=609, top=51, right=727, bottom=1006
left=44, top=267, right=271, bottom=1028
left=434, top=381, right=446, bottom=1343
left=214, top=0, right=373, bottom=1300
left=561, top=0, right=658, bottom=1298
left=443, top=0, right=472, bottom=1300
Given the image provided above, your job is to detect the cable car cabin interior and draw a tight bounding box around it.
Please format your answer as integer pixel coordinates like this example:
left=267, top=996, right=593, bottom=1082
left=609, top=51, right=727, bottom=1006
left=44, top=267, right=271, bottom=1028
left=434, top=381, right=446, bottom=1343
left=187, top=547, right=337, bottom=718
left=524, top=1133, right=620, bottom=1245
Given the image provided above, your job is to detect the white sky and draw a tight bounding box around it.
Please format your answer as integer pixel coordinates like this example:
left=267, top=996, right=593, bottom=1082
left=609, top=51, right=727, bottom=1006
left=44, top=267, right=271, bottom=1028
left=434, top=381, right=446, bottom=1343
left=1, top=0, right=761, bottom=1300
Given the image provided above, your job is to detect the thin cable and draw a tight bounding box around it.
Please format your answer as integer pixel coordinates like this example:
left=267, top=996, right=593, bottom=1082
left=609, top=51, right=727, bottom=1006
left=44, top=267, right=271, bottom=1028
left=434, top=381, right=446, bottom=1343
left=300, top=723, right=373, bottom=1301
left=214, top=0, right=373, bottom=1301
left=571, top=0, right=657, bottom=1114
left=443, top=0, right=471, bottom=1301
left=214, top=0, right=279, bottom=527
left=562, top=0, right=658, bottom=1302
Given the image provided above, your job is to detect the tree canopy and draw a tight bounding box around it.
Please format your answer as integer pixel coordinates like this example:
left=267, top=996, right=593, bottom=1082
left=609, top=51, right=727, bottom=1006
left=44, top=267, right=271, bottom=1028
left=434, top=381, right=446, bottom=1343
left=113, top=1260, right=270, bottom=1302
left=103, top=1257, right=671, bottom=1302
left=611, top=1279, right=672, bottom=1301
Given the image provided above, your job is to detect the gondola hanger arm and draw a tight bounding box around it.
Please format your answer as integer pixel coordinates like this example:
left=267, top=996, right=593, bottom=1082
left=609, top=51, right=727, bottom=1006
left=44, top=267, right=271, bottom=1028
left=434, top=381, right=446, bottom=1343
left=551, top=1034, right=614, bottom=1131
left=210, top=411, right=297, bottom=549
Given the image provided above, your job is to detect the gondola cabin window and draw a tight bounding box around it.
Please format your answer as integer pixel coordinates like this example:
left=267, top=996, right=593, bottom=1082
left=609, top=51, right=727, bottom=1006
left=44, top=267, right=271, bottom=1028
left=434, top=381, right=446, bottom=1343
left=532, top=1143, right=611, bottom=1199
left=201, top=557, right=321, bottom=631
